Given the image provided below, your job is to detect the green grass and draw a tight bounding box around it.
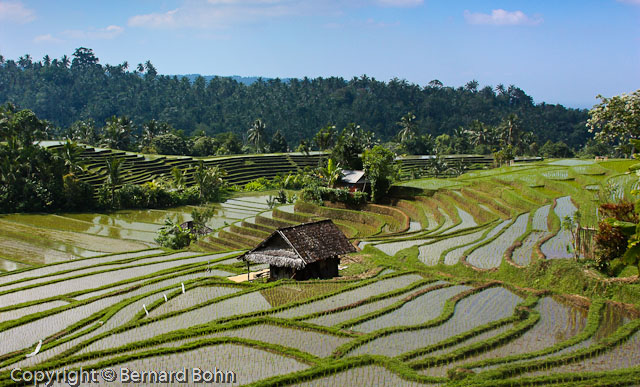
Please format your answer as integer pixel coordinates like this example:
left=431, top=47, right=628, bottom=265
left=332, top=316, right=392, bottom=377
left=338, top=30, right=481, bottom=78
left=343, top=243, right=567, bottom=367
left=5, top=158, right=640, bottom=387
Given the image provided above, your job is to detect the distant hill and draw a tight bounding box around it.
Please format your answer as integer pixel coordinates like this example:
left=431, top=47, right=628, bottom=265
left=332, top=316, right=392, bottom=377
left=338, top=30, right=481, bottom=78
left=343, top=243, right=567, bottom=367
left=176, top=74, right=291, bottom=85
left=0, top=48, right=590, bottom=149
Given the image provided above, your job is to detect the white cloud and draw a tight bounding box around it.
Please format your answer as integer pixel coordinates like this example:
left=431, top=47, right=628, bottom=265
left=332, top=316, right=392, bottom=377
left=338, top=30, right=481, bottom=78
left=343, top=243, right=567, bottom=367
left=128, top=9, right=179, bottom=28
left=33, top=34, right=63, bottom=44
left=464, top=9, right=543, bottom=26
left=376, top=0, right=423, bottom=7
left=0, top=1, right=35, bottom=23
left=61, top=25, right=125, bottom=40
left=128, top=0, right=335, bottom=29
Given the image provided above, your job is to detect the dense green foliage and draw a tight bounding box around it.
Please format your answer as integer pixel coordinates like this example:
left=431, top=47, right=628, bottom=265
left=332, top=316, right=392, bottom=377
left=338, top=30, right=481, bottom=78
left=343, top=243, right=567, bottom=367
left=588, top=89, right=640, bottom=156
left=0, top=104, right=230, bottom=213
left=362, top=145, right=397, bottom=203
left=1, top=48, right=590, bottom=151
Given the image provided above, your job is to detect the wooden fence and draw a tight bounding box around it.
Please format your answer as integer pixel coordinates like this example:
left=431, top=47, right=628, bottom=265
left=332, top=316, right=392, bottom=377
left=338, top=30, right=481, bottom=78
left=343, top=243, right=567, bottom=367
left=575, top=226, right=597, bottom=259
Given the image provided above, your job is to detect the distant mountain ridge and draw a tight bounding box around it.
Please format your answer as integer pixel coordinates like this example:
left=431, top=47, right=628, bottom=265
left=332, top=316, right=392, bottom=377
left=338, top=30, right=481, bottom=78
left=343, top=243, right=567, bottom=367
left=176, top=74, right=292, bottom=85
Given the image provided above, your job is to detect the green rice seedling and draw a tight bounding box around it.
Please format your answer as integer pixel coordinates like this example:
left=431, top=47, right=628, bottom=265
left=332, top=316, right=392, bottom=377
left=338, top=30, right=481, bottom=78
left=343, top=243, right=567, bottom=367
left=512, top=231, right=549, bottom=266
left=76, top=291, right=272, bottom=355
left=0, top=253, right=232, bottom=307
left=522, top=330, right=640, bottom=377
left=419, top=229, right=488, bottom=266
left=296, top=365, right=425, bottom=386
left=445, top=208, right=478, bottom=233
left=7, top=251, right=198, bottom=295
left=0, top=294, right=128, bottom=356
left=272, top=274, right=424, bottom=319
left=179, top=324, right=350, bottom=358
left=541, top=196, right=578, bottom=259
left=443, top=220, right=510, bottom=265
left=463, top=297, right=588, bottom=367
left=531, top=205, right=551, bottom=232
left=147, top=286, right=239, bottom=318
left=260, top=283, right=349, bottom=308
left=373, top=238, right=436, bottom=257
left=105, top=343, right=308, bottom=385
left=0, top=300, right=68, bottom=323
left=349, top=287, right=523, bottom=357
left=353, top=285, right=471, bottom=333
left=304, top=292, right=410, bottom=327
left=0, top=249, right=163, bottom=287
left=466, top=213, right=529, bottom=269
left=1, top=273, right=218, bottom=368
left=547, top=159, right=594, bottom=166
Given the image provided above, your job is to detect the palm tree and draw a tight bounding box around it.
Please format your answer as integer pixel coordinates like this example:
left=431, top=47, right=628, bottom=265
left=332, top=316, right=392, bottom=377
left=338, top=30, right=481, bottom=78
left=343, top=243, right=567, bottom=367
left=56, top=139, right=85, bottom=175
left=71, top=119, right=99, bottom=146
left=105, top=157, right=125, bottom=207
left=60, top=55, right=70, bottom=68
left=141, top=119, right=160, bottom=149
left=397, top=112, right=417, bottom=144
left=501, top=113, right=521, bottom=147
left=247, top=119, right=266, bottom=153
left=101, top=116, right=133, bottom=150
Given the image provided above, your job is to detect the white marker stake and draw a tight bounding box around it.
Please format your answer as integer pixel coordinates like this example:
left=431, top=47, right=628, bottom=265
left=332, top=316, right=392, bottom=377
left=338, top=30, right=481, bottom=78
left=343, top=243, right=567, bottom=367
left=26, top=340, right=42, bottom=358
left=143, top=304, right=149, bottom=316
left=164, top=294, right=168, bottom=302
left=181, top=283, right=185, bottom=294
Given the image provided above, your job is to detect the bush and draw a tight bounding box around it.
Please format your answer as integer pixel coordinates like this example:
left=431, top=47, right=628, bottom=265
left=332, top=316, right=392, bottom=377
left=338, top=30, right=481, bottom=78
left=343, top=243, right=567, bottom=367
left=63, top=174, right=94, bottom=211
left=244, top=177, right=273, bottom=191
left=155, top=218, right=194, bottom=249
left=594, top=201, right=638, bottom=272
left=301, top=185, right=367, bottom=206
left=151, top=133, right=188, bottom=155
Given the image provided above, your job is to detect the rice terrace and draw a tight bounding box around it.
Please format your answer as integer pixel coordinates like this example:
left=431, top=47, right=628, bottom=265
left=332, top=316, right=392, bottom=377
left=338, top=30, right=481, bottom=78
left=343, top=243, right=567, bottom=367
left=1, top=6, right=639, bottom=382
left=3, top=140, right=640, bottom=386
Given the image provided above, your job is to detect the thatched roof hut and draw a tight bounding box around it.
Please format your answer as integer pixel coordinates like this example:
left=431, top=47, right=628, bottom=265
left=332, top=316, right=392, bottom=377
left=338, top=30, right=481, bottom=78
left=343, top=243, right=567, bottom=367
left=238, top=219, right=356, bottom=280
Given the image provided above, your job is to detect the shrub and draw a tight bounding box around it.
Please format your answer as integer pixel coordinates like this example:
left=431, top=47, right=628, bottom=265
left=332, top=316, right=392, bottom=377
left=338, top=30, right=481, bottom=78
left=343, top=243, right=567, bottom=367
left=155, top=218, right=194, bottom=249
left=301, top=186, right=367, bottom=206
left=244, top=177, right=273, bottom=191
left=62, top=174, right=94, bottom=211
left=594, top=201, right=638, bottom=271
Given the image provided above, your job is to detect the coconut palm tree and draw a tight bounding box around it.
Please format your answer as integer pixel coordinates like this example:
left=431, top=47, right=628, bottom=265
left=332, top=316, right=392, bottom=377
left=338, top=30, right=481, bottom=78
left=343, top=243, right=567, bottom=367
left=397, top=112, right=417, bottom=144
left=501, top=113, right=521, bottom=147
left=56, top=139, right=85, bottom=175
left=101, top=116, right=133, bottom=150
left=247, top=119, right=267, bottom=153
left=105, top=156, right=125, bottom=207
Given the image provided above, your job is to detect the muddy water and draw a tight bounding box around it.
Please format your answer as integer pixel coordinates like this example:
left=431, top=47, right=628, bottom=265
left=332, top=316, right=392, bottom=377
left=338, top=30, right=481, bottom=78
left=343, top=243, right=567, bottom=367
left=0, top=257, right=31, bottom=271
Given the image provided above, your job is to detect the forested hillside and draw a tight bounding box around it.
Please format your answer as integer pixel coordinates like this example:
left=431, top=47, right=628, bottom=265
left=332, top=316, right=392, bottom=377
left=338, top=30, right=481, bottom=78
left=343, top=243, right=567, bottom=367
left=0, top=48, right=589, bottom=148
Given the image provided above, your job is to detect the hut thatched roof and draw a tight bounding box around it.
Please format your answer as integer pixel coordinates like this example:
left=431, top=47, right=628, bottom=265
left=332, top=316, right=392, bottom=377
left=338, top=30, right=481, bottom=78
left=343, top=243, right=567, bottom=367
left=238, top=219, right=356, bottom=269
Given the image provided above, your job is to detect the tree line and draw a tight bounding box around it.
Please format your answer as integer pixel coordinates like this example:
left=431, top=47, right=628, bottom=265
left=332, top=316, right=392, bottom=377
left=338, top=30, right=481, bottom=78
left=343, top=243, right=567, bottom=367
left=0, top=48, right=591, bottom=155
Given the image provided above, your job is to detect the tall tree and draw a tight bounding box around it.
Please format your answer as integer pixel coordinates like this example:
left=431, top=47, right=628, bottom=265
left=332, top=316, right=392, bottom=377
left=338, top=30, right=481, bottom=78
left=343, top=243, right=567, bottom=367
left=105, top=156, right=124, bottom=207
left=101, top=116, right=133, bottom=150
left=588, top=90, right=640, bottom=156
left=397, top=112, right=417, bottom=143
left=269, top=130, right=288, bottom=153
left=362, top=145, right=397, bottom=203
left=313, top=124, right=337, bottom=150
left=247, top=119, right=267, bottom=153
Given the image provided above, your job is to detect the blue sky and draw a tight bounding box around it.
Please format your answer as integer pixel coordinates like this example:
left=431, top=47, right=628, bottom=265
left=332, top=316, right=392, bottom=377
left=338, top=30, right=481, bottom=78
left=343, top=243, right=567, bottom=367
left=0, top=0, right=638, bottom=108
